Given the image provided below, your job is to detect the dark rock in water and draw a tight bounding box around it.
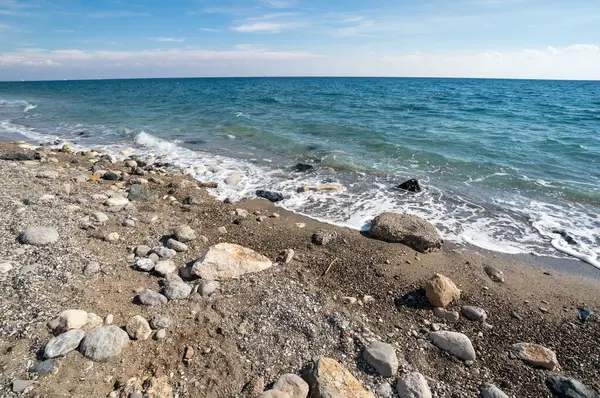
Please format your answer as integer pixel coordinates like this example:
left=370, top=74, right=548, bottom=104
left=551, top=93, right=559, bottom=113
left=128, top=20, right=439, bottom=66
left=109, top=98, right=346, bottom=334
left=29, top=359, right=55, bottom=375
left=128, top=184, right=157, bottom=202
left=553, top=230, right=577, bottom=246
left=578, top=308, right=593, bottom=323
left=1, top=152, right=35, bottom=161
left=397, top=179, right=421, bottom=193
left=256, top=190, right=284, bottom=203
left=294, top=163, right=314, bottom=172
left=370, top=212, right=442, bottom=253
left=546, top=375, right=599, bottom=398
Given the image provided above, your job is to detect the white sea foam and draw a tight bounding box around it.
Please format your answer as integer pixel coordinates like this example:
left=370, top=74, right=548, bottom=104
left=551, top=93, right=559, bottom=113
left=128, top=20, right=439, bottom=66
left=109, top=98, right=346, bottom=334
left=23, top=104, right=37, bottom=113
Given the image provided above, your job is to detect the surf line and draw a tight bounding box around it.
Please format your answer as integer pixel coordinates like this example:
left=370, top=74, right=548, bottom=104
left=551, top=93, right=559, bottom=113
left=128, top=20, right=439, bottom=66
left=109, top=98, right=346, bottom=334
left=550, top=238, right=600, bottom=270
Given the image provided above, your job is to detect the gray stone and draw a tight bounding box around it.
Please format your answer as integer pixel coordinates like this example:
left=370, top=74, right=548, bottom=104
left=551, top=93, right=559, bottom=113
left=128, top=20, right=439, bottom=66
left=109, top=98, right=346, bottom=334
left=154, top=260, right=177, bottom=276
left=126, top=315, right=152, bottom=341
left=484, top=265, right=505, bottom=283
left=166, top=238, right=188, bottom=252
left=377, top=382, right=394, bottom=398
left=37, top=170, right=59, bottom=179
left=258, top=391, right=291, bottom=398
left=122, top=219, right=135, bottom=228
left=135, top=245, right=151, bottom=257
left=44, top=329, right=85, bottom=358
left=0, top=261, right=14, bottom=274
left=370, top=212, right=442, bottom=252
left=217, top=226, right=227, bottom=234
left=363, top=341, right=399, bottom=377
left=91, top=212, right=109, bottom=224
left=163, top=280, right=192, bottom=300
left=200, top=280, right=220, bottom=297
left=546, top=375, right=599, bottom=398
left=150, top=316, right=172, bottom=329
left=137, top=289, right=168, bottom=306
left=105, top=196, right=129, bottom=207
left=152, top=246, right=176, bottom=259
left=83, top=262, right=101, bottom=275
left=191, top=243, right=272, bottom=280
left=174, top=225, right=196, bottom=242
left=396, top=372, right=432, bottom=398
left=430, top=331, right=476, bottom=361
left=79, top=326, right=129, bottom=362
left=273, top=373, right=309, bottom=398
left=312, top=230, right=338, bottom=245
left=105, top=232, right=119, bottom=242
left=135, top=258, right=155, bottom=272
left=12, top=379, right=35, bottom=393
left=154, top=329, right=167, bottom=341
left=128, top=184, right=156, bottom=202
left=433, top=307, right=460, bottom=322
left=480, top=383, right=509, bottom=398
left=235, top=208, right=249, bottom=218
left=29, top=359, right=55, bottom=375
left=462, top=306, right=488, bottom=322
left=19, top=226, right=59, bottom=246
left=277, top=249, right=295, bottom=264
left=148, top=253, right=159, bottom=264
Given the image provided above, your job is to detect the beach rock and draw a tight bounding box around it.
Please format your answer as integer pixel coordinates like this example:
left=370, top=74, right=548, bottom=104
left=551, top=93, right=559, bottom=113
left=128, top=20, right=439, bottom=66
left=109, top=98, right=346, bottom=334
left=294, top=163, right=314, bottom=172
left=430, top=331, right=476, bottom=361
left=126, top=315, right=152, bottom=341
left=135, top=245, right=152, bottom=257
left=191, top=243, right=272, bottom=280
left=397, top=179, right=421, bottom=193
left=546, top=375, right=599, bottom=398
left=79, top=326, right=129, bottom=362
left=163, top=279, right=192, bottom=300
left=122, top=218, right=135, bottom=227
left=297, top=184, right=343, bottom=193
left=312, top=230, right=338, bottom=245
left=128, top=184, right=157, bottom=202
left=218, top=226, right=228, bottom=234
left=102, top=171, right=120, bottom=181
left=396, top=372, right=432, bottom=398
left=57, top=309, right=89, bottom=331
left=363, top=341, right=398, bottom=377
left=86, top=313, right=104, bottom=328
left=125, top=160, right=138, bottom=168
left=150, top=316, right=172, bottom=330
left=44, top=329, right=85, bottom=358
left=273, top=374, right=310, bottom=398
left=225, top=174, right=242, bottom=185
left=302, top=357, right=374, bottom=398
left=200, top=280, right=220, bottom=297
left=510, top=343, right=559, bottom=370
left=259, top=391, right=291, bottom=398
left=277, top=249, right=295, bottom=264
left=462, top=306, right=488, bottom=322
left=91, top=212, right=109, bottom=224
left=105, top=196, right=129, bottom=207
left=0, top=261, right=14, bottom=274
left=235, top=208, right=249, bottom=218
left=370, top=212, right=442, bottom=252
left=144, top=376, right=173, bottom=398
left=424, top=274, right=461, bottom=307
left=37, top=170, right=59, bottom=179
left=153, top=246, right=176, bottom=259
left=104, top=314, right=114, bottom=325
left=166, top=238, right=188, bottom=252
left=19, top=226, right=59, bottom=246
left=484, top=265, right=505, bottom=283
left=376, top=382, right=394, bottom=398
left=137, top=289, right=168, bottom=306
left=256, top=189, right=284, bottom=202
left=12, top=380, right=35, bottom=393
left=1, top=152, right=34, bottom=161
left=433, top=307, right=460, bottom=322
left=148, top=253, right=159, bottom=264
left=29, top=359, right=55, bottom=375
left=155, top=329, right=167, bottom=341
left=105, top=232, right=119, bottom=242
left=480, top=383, right=509, bottom=398
left=174, top=225, right=196, bottom=242
left=135, top=258, right=155, bottom=272
left=154, top=260, right=177, bottom=276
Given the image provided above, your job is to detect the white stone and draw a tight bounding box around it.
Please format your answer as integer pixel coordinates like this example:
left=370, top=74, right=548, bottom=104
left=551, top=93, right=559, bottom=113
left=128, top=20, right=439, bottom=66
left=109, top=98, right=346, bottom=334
left=154, top=260, right=177, bottom=276
left=430, top=331, right=476, bottom=361
left=0, top=262, right=13, bottom=273
left=105, top=196, right=129, bottom=207
left=126, top=315, right=152, bottom=341
left=58, top=309, right=89, bottom=331
left=396, top=372, right=432, bottom=398
left=191, top=243, right=272, bottom=280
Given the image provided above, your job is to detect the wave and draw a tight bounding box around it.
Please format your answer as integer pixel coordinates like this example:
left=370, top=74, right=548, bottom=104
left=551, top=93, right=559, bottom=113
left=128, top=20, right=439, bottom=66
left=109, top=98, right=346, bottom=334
left=24, top=104, right=37, bottom=113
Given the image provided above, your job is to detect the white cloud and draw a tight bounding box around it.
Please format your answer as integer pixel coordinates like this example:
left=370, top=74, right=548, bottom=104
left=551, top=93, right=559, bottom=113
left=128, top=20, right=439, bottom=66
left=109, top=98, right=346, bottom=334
left=54, top=29, right=75, bottom=33
left=0, top=9, right=16, bottom=15
left=231, top=22, right=291, bottom=33
left=155, top=37, right=185, bottom=43
left=197, top=28, right=219, bottom=32
left=0, top=22, right=16, bottom=31
left=261, top=0, right=294, bottom=8
left=342, top=16, right=364, bottom=23
left=88, top=11, right=150, bottom=18
left=247, top=12, right=297, bottom=21
left=565, top=44, right=600, bottom=52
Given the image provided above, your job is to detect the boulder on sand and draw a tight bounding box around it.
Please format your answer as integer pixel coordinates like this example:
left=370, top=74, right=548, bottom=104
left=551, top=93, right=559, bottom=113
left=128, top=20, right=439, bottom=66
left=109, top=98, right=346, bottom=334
left=369, top=212, right=442, bottom=252
left=79, top=326, right=129, bottom=362
left=191, top=243, right=272, bottom=280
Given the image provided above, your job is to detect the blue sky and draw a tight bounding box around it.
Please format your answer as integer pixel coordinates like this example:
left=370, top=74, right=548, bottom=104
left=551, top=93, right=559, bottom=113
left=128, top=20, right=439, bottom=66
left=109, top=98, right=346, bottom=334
left=1, top=0, right=599, bottom=80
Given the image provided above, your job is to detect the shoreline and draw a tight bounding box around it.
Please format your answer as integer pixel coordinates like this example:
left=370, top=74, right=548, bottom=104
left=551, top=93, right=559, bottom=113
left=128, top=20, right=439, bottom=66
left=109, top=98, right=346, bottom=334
left=0, top=139, right=599, bottom=397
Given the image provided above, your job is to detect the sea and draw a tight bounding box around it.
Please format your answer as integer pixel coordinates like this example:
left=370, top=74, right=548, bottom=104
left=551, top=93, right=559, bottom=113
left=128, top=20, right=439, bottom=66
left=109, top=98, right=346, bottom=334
left=0, top=77, right=599, bottom=267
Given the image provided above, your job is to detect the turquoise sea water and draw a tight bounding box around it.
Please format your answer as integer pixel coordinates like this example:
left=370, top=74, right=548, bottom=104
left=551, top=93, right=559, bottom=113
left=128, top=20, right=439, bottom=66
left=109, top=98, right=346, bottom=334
left=1, top=78, right=599, bottom=264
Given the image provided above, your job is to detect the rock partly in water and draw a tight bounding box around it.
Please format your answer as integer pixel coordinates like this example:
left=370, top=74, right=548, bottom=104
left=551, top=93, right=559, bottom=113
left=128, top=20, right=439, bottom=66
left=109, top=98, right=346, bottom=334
left=461, top=306, right=488, bottom=322
left=484, top=265, right=505, bottom=283
left=273, top=374, right=310, bottom=398
left=312, top=230, right=338, bottom=246
left=369, top=212, right=442, bottom=252
left=511, top=343, right=559, bottom=370
left=546, top=375, right=599, bottom=398
left=294, top=163, right=314, bottom=172
left=424, top=274, right=461, bottom=308
left=397, top=179, right=421, bottom=193
left=44, top=329, right=85, bottom=358
left=480, top=383, right=509, bottom=398
left=302, top=357, right=375, bottom=398
left=136, top=289, right=168, bottom=306
left=126, top=315, right=152, bottom=341
left=191, top=243, right=272, bottom=280
left=396, top=372, right=432, bottom=398
left=174, top=225, right=196, bottom=242
left=256, top=189, right=284, bottom=203
left=79, top=326, right=129, bottom=362
left=363, top=341, right=399, bottom=377
left=297, top=184, right=342, bottom=193
left=430, top=331, right=476, bottom=361
left=19, top=226, right=59, bottom=246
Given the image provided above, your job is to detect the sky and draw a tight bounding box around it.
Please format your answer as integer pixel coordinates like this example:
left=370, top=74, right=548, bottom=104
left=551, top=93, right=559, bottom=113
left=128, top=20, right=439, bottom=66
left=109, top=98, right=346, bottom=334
left=1, top=0, right=600, bottom=81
